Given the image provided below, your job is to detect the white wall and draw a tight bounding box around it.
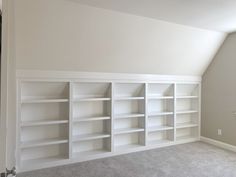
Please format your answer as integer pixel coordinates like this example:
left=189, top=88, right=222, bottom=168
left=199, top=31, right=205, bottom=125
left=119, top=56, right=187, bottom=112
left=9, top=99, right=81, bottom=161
left=15, top=0, right=226, bottom=76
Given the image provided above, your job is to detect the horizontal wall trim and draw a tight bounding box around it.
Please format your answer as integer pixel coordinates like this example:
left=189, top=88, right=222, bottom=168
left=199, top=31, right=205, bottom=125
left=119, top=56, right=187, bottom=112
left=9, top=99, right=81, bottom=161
left=200, top=136, right=236, bottom=153
left=16, top=70, right=201, bottom=83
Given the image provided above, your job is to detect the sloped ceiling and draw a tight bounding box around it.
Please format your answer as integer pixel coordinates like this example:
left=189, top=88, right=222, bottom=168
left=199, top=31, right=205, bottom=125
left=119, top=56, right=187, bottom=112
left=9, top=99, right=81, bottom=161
left=73, top=0, right=236, bottom=33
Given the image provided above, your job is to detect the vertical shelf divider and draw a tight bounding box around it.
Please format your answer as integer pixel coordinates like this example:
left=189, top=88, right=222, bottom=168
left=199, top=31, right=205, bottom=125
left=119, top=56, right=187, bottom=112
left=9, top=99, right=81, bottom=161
left=111, top=82, right=115, bottom=152
left=144, top=83, right=148, bottom=146
left=173, top=83, right=177, bottom=142
left=69, top=81, right=73, bottom=159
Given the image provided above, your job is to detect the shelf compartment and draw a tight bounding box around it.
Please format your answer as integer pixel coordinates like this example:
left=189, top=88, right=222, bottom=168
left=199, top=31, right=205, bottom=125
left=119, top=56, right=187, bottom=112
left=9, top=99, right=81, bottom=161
left=114, top=113, right=145, bottom=119
left=21, top=102, right=69, bottom=123
left=115, top=83, right=145, bottom=98
left=73, top=101, right=111, bottom=120
left=73, top=138, right=111, bottom=157
left=74, top=116, right=110, bottom=122
left=21, top=155, right=68, bottom=168
left=73, top=82, right=111, bottom=100
left=21, top=120, right=69, bottom=127
left=20, top=144, right=68, bottom=167
left=148, top=83, right=174, bottom=98
left=73, top=149, right=109, bottom=159
left=114, top=128, right=144, bottom=135
left=21, top=138, right=68, bottom=149
left=73, top=133, right=111, bottom=142
left=176, top=84, right=199, bottom=97
left=73, top=120, right=111, bottom=142
left=21, top=124, right=69, bottom=143
left=114, top=132, right=145, bottom=151
left=115, top=144, right=144, bottom=152
left=176, top=127, right=198, bottom=141
left=148, top=129, right=174, bottom=146
left=21, top=82, right=69, bottom=103
left=114, top=99, right=144, bottom=117
left=148, top=98, right=174, bottom=117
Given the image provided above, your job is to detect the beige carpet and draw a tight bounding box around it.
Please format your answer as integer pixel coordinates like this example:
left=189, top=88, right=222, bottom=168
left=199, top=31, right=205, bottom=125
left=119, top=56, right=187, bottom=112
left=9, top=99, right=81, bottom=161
left=19, top=142, right=236, bottom=177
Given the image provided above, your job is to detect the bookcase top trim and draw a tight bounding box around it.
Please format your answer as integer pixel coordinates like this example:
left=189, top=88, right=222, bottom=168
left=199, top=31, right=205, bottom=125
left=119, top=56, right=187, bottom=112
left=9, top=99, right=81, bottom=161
left=16, top=70, right=201, bottom=83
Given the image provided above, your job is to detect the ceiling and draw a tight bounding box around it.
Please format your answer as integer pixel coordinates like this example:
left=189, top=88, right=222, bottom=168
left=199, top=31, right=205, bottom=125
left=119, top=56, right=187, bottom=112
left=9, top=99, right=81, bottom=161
left=73, top=0, right=236, bottom=33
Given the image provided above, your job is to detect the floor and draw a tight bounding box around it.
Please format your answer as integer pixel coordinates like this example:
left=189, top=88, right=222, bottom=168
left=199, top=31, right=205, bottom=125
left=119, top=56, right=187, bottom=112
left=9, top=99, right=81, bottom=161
left=19, top=142, right=236, bottom=177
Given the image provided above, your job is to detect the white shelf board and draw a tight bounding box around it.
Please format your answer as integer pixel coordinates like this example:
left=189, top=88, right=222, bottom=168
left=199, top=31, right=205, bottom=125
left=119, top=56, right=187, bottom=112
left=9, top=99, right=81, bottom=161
left=73, top=133, right=110, bottom=142
left=114, top=128, right=144, bottom=135
left=73, top=98, right=111, bottom=102
left=148, top=125, right=174, bottom=132
left=21, top=155, right=68, bottom=167
left=148, top=96, right=174, bottom=100
left=148, top=139, right=173, bottom=146
left=21, top=99, right=69, bottom=104
left=74, top=116, right=110, bottom=122
left=73, top=149, right=110, bottom=158
left=115, top=144, right=143, bottom=151
left=114, top=113, right=145, bottom=119
left=20, top=138, right=69, bottom=149
left=115, top=97, right=144, bottom=101
left=148, top=112, right=174, bottom=117
left=176, top=96, right=198, bottom=99
left=21, top=120, right=69, bottom=127
left=176, top=110, right=198, bottom=114
left=176, top=123, right=198, bottom=129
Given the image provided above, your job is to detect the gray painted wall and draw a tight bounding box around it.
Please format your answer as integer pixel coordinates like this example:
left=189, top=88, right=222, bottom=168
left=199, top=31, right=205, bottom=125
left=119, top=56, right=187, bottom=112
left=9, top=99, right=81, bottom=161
left=202, top=32, right=236, bottom=145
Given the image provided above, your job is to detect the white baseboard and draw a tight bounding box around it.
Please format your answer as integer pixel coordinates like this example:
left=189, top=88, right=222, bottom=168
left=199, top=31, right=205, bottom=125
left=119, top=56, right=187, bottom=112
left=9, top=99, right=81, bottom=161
left=200, top=136, right=236, bottom=153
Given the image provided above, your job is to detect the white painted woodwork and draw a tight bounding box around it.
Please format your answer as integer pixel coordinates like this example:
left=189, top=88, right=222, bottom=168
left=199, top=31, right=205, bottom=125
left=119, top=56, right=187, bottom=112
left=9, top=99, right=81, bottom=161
left=16, top=71, right=201, bottom=172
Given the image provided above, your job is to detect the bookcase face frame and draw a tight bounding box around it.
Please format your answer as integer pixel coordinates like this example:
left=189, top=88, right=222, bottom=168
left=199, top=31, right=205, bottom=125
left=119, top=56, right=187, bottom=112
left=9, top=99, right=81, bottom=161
left=17, top=76, right=201, bottom=172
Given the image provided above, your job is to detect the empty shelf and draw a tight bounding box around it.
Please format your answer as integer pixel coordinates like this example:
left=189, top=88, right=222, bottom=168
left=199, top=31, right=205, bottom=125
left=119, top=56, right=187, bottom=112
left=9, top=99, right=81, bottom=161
left=114, top=128, right=144, bottom=135
left=176, top=123, right=198, bottom=129
left=21, top=120, right=69, bottom=127
left=148, top=125, right=174, bottom=132
left=176, top=110, right=198, bottom=114
left=21, top=138, right=68, bottom=149
left=21, top=99, right=69, bottom=104
left=177, top=96, right=198, bottom=99
left=74, top=116, right=110, bottom=122
left=148, top=96, right=174, bottom=100
left=73, top=98, right=111, bottom=102
left=148, top=112, right=174, bottom=117
left=114, top=113, right=145, bottom=119
left=73, top=133, right=110, bottom=142
left=115, top=97, right=144, bottom=100
left=21, top=155, right=68, bottom=167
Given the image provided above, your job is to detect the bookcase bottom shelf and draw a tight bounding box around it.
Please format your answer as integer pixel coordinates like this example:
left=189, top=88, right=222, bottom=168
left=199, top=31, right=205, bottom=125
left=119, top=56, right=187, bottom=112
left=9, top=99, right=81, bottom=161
left=21, top=155, right=68, bottom=168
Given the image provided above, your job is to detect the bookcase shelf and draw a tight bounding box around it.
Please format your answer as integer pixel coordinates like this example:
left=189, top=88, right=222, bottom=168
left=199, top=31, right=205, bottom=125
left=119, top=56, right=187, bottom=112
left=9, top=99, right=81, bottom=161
left=17, top=75, right=200, bottom=172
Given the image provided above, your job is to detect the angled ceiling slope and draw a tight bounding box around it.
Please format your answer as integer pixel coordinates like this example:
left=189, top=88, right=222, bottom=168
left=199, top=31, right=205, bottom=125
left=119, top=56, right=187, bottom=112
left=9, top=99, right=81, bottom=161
left=73, top=0, right=236, bottom=33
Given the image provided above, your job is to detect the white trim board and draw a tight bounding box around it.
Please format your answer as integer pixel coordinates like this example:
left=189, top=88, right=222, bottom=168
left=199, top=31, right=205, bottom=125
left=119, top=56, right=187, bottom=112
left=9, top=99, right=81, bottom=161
left=16, top=70, right=201, bottom=83
left=200, top=136, right=236, bottom=153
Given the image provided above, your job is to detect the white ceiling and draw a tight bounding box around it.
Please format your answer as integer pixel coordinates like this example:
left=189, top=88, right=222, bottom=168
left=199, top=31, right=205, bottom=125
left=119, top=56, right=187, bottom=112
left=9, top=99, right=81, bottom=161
left=73, top=0, right=236, bottom=33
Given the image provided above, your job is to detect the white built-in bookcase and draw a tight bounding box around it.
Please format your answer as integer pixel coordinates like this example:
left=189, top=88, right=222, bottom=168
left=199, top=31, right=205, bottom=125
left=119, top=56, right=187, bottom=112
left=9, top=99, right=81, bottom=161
left=17, top=71, right=201, bottom=172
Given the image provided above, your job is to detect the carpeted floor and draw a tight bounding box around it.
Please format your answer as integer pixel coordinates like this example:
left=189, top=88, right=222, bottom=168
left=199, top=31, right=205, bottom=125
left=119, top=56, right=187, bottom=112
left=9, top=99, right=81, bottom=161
left=19, top=142, right=236, bottom=177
